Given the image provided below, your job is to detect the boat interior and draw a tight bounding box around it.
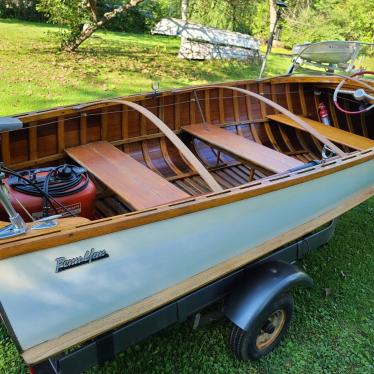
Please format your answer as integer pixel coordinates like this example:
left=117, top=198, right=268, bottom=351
left=1, top=76, right=374, bottom=223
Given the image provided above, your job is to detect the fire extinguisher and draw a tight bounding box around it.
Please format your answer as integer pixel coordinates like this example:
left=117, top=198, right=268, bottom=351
left=318, top=102, right=331, bottom=126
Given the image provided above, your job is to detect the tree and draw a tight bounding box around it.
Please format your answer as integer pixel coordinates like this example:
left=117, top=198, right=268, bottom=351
left=181, top=0, right=188, bottom=20
left=37, top=0, right=145, bottom=52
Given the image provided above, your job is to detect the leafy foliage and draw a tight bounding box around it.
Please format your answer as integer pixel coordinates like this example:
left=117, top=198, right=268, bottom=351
left=0, top=0, right=44, bottom=21
left=281, top=0, right=374, bottom=47
left=36, top=0, right=91, bottom=49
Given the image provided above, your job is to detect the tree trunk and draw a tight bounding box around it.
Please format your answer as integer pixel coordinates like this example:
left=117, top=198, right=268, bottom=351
left=269, top=0, right=277, bottom=34
left=181, top=0, right=188, bottom=21
left=63, top=0, right=145, bottom=52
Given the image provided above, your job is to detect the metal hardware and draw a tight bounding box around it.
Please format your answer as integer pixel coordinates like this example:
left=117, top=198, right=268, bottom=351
left=322, top=145, right=335, bottom=160
left=0, top=170, right=27, bottom=239
left=31, top=214, right=62, bottom=231
left=151, top=81, right=160, bottom=94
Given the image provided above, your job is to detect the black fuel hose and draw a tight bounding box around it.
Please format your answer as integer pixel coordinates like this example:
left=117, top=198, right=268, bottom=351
left=0, top=166, right=77, bottom=217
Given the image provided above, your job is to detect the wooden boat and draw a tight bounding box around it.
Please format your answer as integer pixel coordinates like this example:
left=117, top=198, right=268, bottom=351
left=0, top=74, right=373, bottom=366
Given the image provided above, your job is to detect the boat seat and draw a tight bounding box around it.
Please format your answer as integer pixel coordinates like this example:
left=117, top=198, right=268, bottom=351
left=267, top=114, right=374, bottom=151
left=182, top=124, right=303, bottom=173
left=65, top=141, right=189, bottom=210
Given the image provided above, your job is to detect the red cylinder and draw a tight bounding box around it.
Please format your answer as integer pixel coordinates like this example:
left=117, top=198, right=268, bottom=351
left=0, top=169, right=96, bottom=222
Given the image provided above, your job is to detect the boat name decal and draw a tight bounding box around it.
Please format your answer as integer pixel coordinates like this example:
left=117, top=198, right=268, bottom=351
left=55, top=248, right=109, bottom=273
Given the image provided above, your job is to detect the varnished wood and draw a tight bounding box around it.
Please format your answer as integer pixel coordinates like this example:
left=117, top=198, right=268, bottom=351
left=267, top=114, right=374, bottom=151
left=203, top=85, right=346, bottom=157
left=66, top=141, right=189, bottom=210
left=75, top=99, right=222, bottom=193
left=183, top=124, right=303, bottom=173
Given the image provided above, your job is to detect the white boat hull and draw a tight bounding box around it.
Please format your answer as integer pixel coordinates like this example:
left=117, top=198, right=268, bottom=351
left=292, top=42, right=357, bottom=64
left=0, top=159, right=373, bottom=352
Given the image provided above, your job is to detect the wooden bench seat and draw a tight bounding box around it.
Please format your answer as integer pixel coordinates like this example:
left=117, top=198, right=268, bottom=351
left=66, top=141, right=189, bottom=210
left=182, top=124, right=303, bottom=173
left=267, top=114, right=374, bottom=151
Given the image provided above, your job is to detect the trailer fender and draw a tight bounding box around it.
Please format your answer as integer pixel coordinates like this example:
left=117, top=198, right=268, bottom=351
left=224, top=261, right=312, bottom=331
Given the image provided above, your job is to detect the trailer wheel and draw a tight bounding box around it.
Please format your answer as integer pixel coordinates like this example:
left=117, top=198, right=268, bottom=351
left=229, top=293, right=294, bottom=360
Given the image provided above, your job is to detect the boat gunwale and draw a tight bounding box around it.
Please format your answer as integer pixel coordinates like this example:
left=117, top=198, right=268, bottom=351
left=13, top=75, right=374, bottom=124
left=0, top=147, right=373, bottom=260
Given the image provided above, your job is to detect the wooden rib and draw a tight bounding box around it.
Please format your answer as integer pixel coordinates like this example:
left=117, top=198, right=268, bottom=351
left=75, top=100, right=222, bottom=192
left=80, top=113, right=88, bottom=145
left=121, top=106, right=129, bottom=140
left=141, top=141, right=159, bottom=173
left=204, top=90, right=211, bottom=123
left=159, top=137, right=185, bottom=175
left=158, top=97, right=165, bottom=122
left=258, top=83, right=282, bottom=151
left=190, top=92, right=196, bottom=124
left=140, top=111, right=147, bottom=135
left=360, top=113, right=368, bottom=137
left=29, top=122, right=38, bottom=160
left=174, top=95, right=181, bottom=130
left=1, top=132, right=11, bottom=164
left=233, top=92, right=240, bottom=123
left=101, top=108, right=108, bottom=141
left=271, top=85, right=297, bottom=155
left=218, top=88, right=225, bottom=123
left=57, top=116, right=65, bottom=153
left=298, top=84, right=308, bottom=116
left=245, top=84, right=254, bottom=122
left=21, top=182, right=374, bottom=366
left=345, top=111, right=354, bottom=134
left=250, top=123, right=262, bottom=144
left=286, top=83, right=317, bottom=158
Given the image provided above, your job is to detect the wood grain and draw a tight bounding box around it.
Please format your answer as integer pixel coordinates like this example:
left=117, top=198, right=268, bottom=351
left=66, top=141, right=189, bottom=210
left=267, top=114, right=374, bottom=151
left=183, top=124, right=303, bottom=173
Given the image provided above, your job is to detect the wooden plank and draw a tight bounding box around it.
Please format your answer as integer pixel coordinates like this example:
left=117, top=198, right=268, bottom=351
left=21, top=183, right=374, bottom=365
left=267, top=114, right=374, bottom=151
left=1, top=132, right=11, bottom=164
left=57, top=116, right=65, bottom=153
left=101, top=108, right=108, bottom=140
left=80, top=113, right=87, bottom=145
left=66, top=141, right=189, bottom=210
left=29, top=123, right=38, bottom=160
left=183, top=124, right=303, bottom=173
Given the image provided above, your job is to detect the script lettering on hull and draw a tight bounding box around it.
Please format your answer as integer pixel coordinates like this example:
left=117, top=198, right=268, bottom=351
left=55, top=248, right=109, bottom=273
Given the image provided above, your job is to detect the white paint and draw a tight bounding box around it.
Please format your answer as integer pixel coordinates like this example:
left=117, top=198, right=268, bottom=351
left=152, top=18, right=260, bottom=50
left=0, top=160, right=373, bottom=350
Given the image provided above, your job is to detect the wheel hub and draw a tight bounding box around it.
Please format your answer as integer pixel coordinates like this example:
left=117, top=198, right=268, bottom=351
left=255, top=309, right=286, bottom=350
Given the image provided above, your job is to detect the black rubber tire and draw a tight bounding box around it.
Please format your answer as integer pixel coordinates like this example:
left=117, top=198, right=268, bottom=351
left=229, top=293, right=294, bottom=361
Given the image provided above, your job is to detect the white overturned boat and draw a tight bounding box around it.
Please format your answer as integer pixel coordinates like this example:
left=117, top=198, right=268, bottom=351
left=0, top=74, right=373, bottom=369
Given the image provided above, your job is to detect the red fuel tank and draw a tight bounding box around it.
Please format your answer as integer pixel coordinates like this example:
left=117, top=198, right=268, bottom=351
left=0, top=165, right=96, bottom=222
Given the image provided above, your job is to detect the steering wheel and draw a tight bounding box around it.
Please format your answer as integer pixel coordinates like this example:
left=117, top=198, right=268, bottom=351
left=333, top=71, right=374, bottom=115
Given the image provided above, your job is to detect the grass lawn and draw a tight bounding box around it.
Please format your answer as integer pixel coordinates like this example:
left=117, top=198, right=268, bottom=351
left=0, top=19, right=373, bottom=374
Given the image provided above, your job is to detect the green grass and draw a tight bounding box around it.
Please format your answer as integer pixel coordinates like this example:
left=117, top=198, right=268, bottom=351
left=0, top=19, right=373, bottom=374
left=0, top=19, right=290, bottom=117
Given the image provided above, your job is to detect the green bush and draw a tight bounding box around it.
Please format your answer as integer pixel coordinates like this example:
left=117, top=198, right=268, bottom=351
left=0, top=0, right=44, bottom=21
left=281, top=0, right=374, bottom=48
left=98, top=0, right=164, bottom=33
